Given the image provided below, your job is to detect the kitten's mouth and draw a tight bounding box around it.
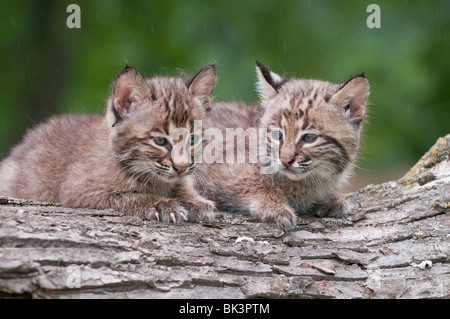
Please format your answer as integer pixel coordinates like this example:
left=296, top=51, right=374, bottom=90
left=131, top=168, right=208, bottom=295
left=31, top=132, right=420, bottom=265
left=278, top=166, right=308, bottom=180
left=157, top=173, right=183, bottom=183
left=156, top=167, right=193, bottom=182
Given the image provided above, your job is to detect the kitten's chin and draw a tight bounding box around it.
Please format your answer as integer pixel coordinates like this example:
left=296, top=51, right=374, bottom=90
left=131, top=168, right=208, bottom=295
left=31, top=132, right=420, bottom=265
left=158, top=171, right=194, bottom=184
left=278, top=168, right=308, bottom=181
left=157, top=174, right=183, bottom=184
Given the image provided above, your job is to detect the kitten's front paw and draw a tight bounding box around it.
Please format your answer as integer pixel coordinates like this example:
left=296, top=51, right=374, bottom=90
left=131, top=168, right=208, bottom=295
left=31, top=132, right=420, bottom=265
left=314, top=196, right=348, bottom=218
left=252, top=202, right=297, bottom=232
left=183, top=198, right=216, bottom=223
left=145, top=199, right=188, bottom=223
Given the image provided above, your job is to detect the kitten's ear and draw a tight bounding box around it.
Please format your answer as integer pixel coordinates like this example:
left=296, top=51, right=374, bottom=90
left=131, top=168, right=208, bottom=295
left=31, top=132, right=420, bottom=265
left=331, top=74, right=370, bottom=128
left=255, top=61, right=286, bottom=103
left=108, top=65, right=150, bottom=126
left=185, top=64, right=216, bottom=108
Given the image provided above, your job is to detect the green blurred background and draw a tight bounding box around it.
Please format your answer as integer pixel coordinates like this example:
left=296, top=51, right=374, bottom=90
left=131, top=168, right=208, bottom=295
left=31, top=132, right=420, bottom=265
left=1, top=0, right=449, bottom=191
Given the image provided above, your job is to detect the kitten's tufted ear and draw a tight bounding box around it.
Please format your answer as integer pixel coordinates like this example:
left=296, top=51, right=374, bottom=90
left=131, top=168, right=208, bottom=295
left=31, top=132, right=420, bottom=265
left=255, top=61, right=286, bottom=104
left=108, top=65, right=150, bottom=127
left=331, top=74, right=370, bottom=129
left=185, top=64, right=216, bottom=108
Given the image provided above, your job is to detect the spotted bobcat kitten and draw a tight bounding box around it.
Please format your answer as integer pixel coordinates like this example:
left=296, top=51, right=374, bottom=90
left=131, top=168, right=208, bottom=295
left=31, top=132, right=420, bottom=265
left=195, top=62, right=369, bottom=231
left=0, top=64, right=217, bottom=223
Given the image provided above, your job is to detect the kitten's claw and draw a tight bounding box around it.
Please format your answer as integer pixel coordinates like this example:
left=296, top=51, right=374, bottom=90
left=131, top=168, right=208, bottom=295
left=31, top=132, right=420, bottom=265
left=145, top=199, right=189, bottom=223
left=145, top=207, right=159, bottom=221
left=179, top=212, right=188, bottom=222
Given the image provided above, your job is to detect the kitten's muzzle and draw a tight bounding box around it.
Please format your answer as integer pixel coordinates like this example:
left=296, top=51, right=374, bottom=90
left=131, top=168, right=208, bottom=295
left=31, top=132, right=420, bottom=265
left=280, top=157, right=295, bottom=168
left=173, top=163, right=189, bottom=174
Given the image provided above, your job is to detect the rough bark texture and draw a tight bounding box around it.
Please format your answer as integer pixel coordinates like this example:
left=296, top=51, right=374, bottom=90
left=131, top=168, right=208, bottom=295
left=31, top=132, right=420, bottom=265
left=1, top=135, right=449, bottom=299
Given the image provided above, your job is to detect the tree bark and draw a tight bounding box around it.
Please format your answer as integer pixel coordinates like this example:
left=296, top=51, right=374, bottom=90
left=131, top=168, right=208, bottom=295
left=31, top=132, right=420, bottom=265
left=1, top=135, right=449, bottom=299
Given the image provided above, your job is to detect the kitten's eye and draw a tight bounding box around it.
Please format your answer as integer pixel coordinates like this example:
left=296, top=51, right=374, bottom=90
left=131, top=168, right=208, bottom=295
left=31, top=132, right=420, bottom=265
left=190, top=134, right=200, bottom=146
left=303, top=134, right=318, bottom=143
left=153, top=137, right=168, bottom=146
left=271, top=130, right=283, bottom=141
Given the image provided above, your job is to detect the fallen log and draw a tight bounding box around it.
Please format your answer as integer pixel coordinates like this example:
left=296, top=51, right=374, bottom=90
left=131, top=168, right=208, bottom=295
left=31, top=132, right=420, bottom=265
left=1, top=135, right=449, bottom=299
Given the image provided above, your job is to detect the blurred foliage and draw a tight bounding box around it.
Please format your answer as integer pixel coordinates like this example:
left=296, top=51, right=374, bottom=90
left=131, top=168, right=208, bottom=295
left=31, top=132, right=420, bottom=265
left=1, top=0, right=449, bottom=185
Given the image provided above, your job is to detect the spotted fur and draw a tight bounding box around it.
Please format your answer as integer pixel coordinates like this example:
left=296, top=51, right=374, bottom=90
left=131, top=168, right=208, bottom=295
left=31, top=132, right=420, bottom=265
left=194, top=62, right=369, bottom=231
left=0, top=64, right=217, bottom=223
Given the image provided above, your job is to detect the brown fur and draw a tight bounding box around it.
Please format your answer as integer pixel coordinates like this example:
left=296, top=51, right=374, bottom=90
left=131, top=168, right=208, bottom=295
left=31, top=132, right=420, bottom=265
left=0, top=64, right=217, bottom=223
left=193, top=62, right=370, bottom=231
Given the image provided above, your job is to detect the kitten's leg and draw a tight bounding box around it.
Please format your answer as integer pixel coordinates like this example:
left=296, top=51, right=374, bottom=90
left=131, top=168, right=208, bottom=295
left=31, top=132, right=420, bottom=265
left=108, top=192, right=189, bottom=223
left=194, top=166, right=297, bottom=230
left=313, top=194, right=348, bottom=219
left=248, top=195, right=297, bottom=232
left=230, top=178, right=297, bottom=232
left=173, top=179, right=216, bottom=223
left=64, top=192, right=188, bottom=223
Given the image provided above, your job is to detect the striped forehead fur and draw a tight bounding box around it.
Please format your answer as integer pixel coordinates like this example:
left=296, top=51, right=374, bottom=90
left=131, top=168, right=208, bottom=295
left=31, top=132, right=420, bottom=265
left=145, top=77, right=204, bottom=129
left=280, top=79, right=340, bottom=109
left=266, top=79, right=339, bottom=128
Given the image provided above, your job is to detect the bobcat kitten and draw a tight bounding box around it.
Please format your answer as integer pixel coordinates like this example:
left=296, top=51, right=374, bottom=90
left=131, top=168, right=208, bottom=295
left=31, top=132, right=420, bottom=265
left=0, top=64, right=217, bottom=223
left=194, top=62, right=369, bottom=231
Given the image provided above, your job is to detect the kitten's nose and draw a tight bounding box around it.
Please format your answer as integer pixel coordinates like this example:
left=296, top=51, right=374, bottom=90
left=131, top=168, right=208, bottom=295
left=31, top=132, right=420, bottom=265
left=280, top=157, right=295, bottom=168
left=173, top=164, right=189, bottom=174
